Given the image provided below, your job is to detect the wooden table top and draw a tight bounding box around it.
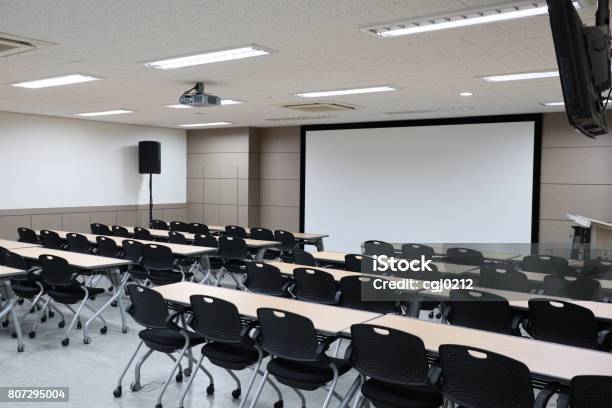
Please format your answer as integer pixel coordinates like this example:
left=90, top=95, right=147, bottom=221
left=0, top=265, right=26, bottom=279
left=123, top=226, right=279, bottom=248
left=0, top=239, right=41, bottom=250
left=11, top=247, right=131, bottom=270
left=207, top=225, right=329, bottom=240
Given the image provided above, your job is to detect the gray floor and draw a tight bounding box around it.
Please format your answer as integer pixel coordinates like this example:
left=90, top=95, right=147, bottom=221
left=1, top=279, right=559, bottom=408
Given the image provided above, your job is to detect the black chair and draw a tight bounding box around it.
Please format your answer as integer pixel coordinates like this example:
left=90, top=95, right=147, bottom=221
left=522, top=254, right=569, bottom=275
left=446, top=289, right=519, bottom=335
left=150, top=219, right=169, bottom=230
left=38, top=254, right=106, bottom=346
left=437, top=344, right=555, bottom=408
left=274, top=230, right=298, bottom=262
left=66, top=233, right=93, bottom=254
left=113, top=285, right=208, bottom=408
left=141, top=244, right=186, bottom=286
left=217, top=236, right=250, bottom=288
left=96, top=236, right=122, bottom=258
left=348, top=324, right=442, bottom=408
left=480, top=265, right=531, bottom=293
left=363, top=240, right=396, bottom=257
left=446, top=247, right=484, bottom=266
left=245, top=262, right=292, bottom=297
left=40, top=230, right=65, bottom=250
left=526, top=299, right=611, bottom=350
left=344, top=254, right=371, bottom=273
left=91, top=223, right=112, bottom=235
left=180, top=295, right=283, bottom=408
left=194, top=234, right=223, bottom=283
left=293, top=249, right=318, bottom=266
left=170, top=221, right=191, bottom=233
left=18, top=227, right=40, bottom=244
left=557, top=375, right=612, bottom=408
left=401, top=243, right=435, bottom=261
left=111, top=225, right=131, bottom=238
left=134, top=227, right=153, bottom=241
left=225, top=225, right=248, bottom=238
left=121, top=240, right=148, bottom=283
left=582, top=259, right=612, bottom=278
left=248, top=308, right=352, bottom=408
left=339, top=276, right=400, bottom=314
left=169, top=231, right=190, bottom=245
left=188, top=223, right=209, bottom=235
left=293, top=267, right=337, bottom=305
left=543, top=275, right=601, bottom=301
left=251, top=228, right=280, bottom=260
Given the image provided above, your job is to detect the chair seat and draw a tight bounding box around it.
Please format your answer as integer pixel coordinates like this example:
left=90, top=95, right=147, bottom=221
left=139, top=328, right=205, bottom=352
left=263, top=250, right=280, bottom=260
left=361, top=379, right=442, bottom=408
left=47, top=285, right=104, bottom=304
left=208, top=257, right=223, bottom=270
left=10, top=282, right=41, bottom=298
left=149, top=270, right=192, bottom=285
left=267, top=357, right=351, bottom=390
left=224, top=259, right=247, bottom=274
left=203, top=341, right=262, bottom=370
left=129, top=266, right=148, bottom=280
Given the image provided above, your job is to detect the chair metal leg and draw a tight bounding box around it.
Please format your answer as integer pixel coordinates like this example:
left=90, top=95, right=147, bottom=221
left=154, top=339, right=190, bottom=408
left=113, top=340, right=144, bottom=397
left=224, top=368, right=242, bottom=398
left=84, top=303, right=107, bottom=326
left=228, top=272, right=241, bottom=289
left=30, top=297, right=51, bottom=335
left=292, top=388, right=306, bottom=408
left=215, top=269, right=226, bottom=286
left=133, top=348, right=154, bottom=388
left=62, top=291, right=88, bottom=346
left=179, top=352, right=205, bottom=408
left=334, top=338, right=343, bottom=357
left=239, top=351, right=264, bottom=408
left=247, top=368, right=270, bottom=408
left=339, top=375, right=363, bottom=408
left=352, top=392, right=365, bottom=408
left=322, top=363, right=340, bottom=408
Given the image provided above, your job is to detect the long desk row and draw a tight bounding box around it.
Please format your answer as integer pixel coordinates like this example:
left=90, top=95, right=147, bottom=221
left=0, top=265, right=27, bottom=352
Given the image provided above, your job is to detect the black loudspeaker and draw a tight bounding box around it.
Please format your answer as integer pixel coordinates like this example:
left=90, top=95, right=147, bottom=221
left=139, top=141, right=161, bottom=174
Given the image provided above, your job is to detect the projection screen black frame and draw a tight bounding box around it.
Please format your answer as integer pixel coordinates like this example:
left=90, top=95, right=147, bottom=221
left=300, top=113, right=543, bottom=243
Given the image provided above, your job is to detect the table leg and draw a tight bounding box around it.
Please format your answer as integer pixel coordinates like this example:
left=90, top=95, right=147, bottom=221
left=316, top=238, right=325, bottom=251
left=255, top=248, right=267, bottom=262
left=83, top=269, right=129, bottom=344
left=0, top=281, right=24, bottom=352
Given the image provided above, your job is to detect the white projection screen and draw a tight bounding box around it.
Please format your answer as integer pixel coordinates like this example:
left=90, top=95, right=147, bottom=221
left=303, top=120, right=538, bottom=252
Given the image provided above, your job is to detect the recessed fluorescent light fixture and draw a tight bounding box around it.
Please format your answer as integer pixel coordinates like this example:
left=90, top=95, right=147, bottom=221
left=295, top=86, right=396, bottom=98
left=166, top=99, right=243, bottom=109
left=178, top=122, right=232, bottom=127
left=365, top=1, right=581, bottom=38
left=482, top=70, right=560, bottom=82
left=459, top=92, right=473, bottom=97
left=11, top=74, right=101, bottom=89
left=75, top=109, right=133, bottom=117
left=166, top=104, right=192, bottom=109
left=143, top=45, right=271, bottom=70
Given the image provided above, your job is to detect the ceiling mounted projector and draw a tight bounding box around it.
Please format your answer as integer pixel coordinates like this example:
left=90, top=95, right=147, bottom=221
left=179, top=82, right=221, bottom=107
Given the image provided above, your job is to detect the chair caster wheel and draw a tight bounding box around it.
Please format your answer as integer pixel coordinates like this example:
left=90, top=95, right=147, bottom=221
left=100, top=326, right=108, bottom=334
left=113, top=386, right=122, bottom=398
left=89, top=295, right=96, bottom=300
left=155, top=404, right=162, bottom=408
left=206, top=384, right=214, bottom=396
left=12, top=332, right=17, bottom=339
left=58, top=321, right=65, bottom=328
left=183, top=368, right=192, bottom=377
left=435, top=313, right=442, bottom=319
left=428, top=311, right=434, bottom=318
left=175, top=373, right=183, bottom=383
left=84, top=337, right=91, bottom=344
left=231, top=388, right=241, bottom=399
left=41, top=315, right=47, bottom=322
left=274, top=400, right=284, bottom=408
left=17, top=298, right=24, bottom=305
left=18, top=345, right=24, bottom=352
left=77, top=321, right=82, bottom=330
left=2, top=320, right=9, bottom=328
left=108, top=286, right=114, bottom=292
left=122, top=327, right=129, bottom=334
left=61, top=338, right=69, bottom=347
left=111, top=301, right=118, bottom=307
left=131, top=383, right=142, bottom=392
left=29, top=307, right=35, bottom=313
left=49, top=310, right=55, bottom=318
left=28, top=331, right=36, bottom=339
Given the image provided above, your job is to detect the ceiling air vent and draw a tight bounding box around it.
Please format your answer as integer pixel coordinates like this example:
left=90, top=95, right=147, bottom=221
left=265, top=115, right=337, bottom=122
left=0, top=33, right=55, bottom=58
left=282, top=102, right=356, bottom=113
left=385, top=106, right=475, bottom=115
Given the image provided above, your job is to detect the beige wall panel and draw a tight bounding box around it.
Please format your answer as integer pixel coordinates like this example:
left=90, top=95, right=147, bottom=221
left=116, top=210, right=139, bottom=227
left=259, top=180, right=300, bottom=207
left=187, top=203, right=204, bottom=223
left=259, top=206, right=300, bottom=231
left=187, top=179, right=204, bottom=203
left=203, top=204, right=220, bottom=225
left=219, top=179, right=238, bottom=205
left=90, top=211, right=116, bottom=226
left=219, top=205, right=238, bottom=226
left=540, top=184, right=612, bottom=221
left=32, top=214, right=63, bottom=231
left=238, top=179, right=249, bottom=206
left=0, top=215, right=31, bottom=240
left=187, top=128, right=250, bottom=153
left=203, top=179, right=221, bottom=204
left=139, top=209, right=164, bottom=227
left=248, top=205, right=260, bottom=227
left=541, top=147, right=612, bottom=184
left=163, top=207, right=187, bottom=223
left=62, top=212, right=91, bottom=233
left=187, top=154, right=249, bottom=179
left=542, top=112, right=612, bottom=148
left=539, top=220, right=573, bottom=243
left=249, top=179, right=261, bottom=206
left=238, top=205, right=249, bottom=227
left=260, top=153, right=300, bottom=179
left=256, top=127, right=301, bottom=152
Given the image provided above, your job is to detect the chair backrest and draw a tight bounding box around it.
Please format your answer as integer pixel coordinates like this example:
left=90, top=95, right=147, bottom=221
left=439, top=344, right=535, bottom=408
left=521, top=254, right=569, bottom=275
left=218, top=236, right=248, bottom=260
left=569, top=375, right=612, bottom=408
left=17, top=227, right=39, bottom=244
left=293, top=267, right=337, bottom=304
left=446, top=247, right=484, bottom=266
left=190, top=295, right=243, bottom=342
left=90, top=223, right=112, bottom=235
left=122, top=239, right=144, bottom=263
left=189, top=223, right=209, bottom=235
left=250, top=227, right=274, bottom=241
left=40, top=230, right=64, bottom=249
left=274, top=230, right=296, bottom=251
left=225, top=225, right=247, bottom=238
left=257, top=308, right=320, bottom=361
left=141, top=244, right=174, bottom=271
left=581, top=259, right=612, bottom=278
left=401, top=243, right=435, bottom=261
left=4, top=251, right=28, bottom=270
left=0, top=246, right=7, bottom=266
left=150, top=219, right=169, bottom=230
left=350, top=324, right=430, bottom=385
left=38, top=254, right=74, bottom=286
left=528, top=299, right=598, bottom=349
left=66, top=233, right=91, bottom=254
left=363, top=240, right=396, bottom=257
left=543, top=275, right=601, bottom=301
left=134, top=227, right=153, bottom=241
left=170, top=221, right=190, bottom=232
left=448, top=289, right=514, bottom=334
left=480, top=265, right=531, bottom=293
left=111, top=225, right=131, bottom=238
left=168, top=231, right=189, bottom=245
left=96, top=236, right=121, bottom=258
left=339, top=276, right=398, bottom=313
left=126, top=284, right=171, bottom=329
left=245, top=262, right=286, bottom=296
left=194, top=234, right=219, bottom=248
left=293, top=249, right=317, bottom=266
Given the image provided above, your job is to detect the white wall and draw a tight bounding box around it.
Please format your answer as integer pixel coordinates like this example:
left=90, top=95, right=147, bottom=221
left=0, top=111, right=186, bottom=209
